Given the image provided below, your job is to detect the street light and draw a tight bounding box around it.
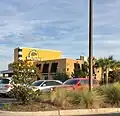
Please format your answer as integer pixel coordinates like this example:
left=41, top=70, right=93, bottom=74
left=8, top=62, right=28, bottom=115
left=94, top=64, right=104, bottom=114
left=89, top=0, right=93, bottom=91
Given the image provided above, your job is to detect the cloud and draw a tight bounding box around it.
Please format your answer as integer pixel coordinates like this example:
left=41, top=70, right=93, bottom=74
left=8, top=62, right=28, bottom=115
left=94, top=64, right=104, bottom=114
left=0, top=0, right=120, bottom=70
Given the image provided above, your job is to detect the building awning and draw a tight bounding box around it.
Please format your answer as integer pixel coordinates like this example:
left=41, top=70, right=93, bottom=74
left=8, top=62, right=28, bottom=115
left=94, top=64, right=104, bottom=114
left=0, top=70, right=13, bottom=74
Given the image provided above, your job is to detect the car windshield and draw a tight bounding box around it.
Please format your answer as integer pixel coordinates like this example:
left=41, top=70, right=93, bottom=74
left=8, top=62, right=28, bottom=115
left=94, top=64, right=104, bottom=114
left=63, top=79, right=79, bottom=85
left=0, top=79, right=10, bottom=84
left=32, top=81, right=44, bottom=86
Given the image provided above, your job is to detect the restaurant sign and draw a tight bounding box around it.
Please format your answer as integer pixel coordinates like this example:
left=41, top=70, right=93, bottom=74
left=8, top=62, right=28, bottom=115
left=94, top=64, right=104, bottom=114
left=26, top=50, right=40, bottom=61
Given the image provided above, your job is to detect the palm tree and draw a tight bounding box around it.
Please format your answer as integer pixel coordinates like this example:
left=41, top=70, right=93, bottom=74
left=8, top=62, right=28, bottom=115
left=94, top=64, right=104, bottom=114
left=95, top=58, right=105, bottom=82
left=95, top=56, right=118, bottom=84
left=82, top=61, right=89, bottom=76
left=111, top=60, right=120, bottom=71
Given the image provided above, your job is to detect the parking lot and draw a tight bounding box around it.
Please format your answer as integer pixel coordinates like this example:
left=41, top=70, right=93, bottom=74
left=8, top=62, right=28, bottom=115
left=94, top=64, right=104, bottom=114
left=0, top=97, right=16, bottom=104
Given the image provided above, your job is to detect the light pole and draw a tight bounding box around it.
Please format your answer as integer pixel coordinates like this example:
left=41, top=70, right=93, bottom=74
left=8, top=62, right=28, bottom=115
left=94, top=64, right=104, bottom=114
left=89, top=0, right=93, bottom=91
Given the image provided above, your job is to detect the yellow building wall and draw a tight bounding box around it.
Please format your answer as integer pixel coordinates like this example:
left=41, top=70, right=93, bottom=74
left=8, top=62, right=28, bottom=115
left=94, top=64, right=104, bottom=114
left=35, top=59, right=66, bottom=73
left=66, top=59, right=84, bottom=77
left=14, top=47, right=62, bottom=62
left=22, top=48, right=62, bottom=61
left=34, top=59, right=66, bottom=79
left=35, top=58, right=85, bottom=79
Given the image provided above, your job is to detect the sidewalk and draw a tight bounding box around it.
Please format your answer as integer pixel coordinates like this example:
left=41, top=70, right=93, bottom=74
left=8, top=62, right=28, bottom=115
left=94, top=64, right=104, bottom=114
left=0, top=108, right=120, bottom=116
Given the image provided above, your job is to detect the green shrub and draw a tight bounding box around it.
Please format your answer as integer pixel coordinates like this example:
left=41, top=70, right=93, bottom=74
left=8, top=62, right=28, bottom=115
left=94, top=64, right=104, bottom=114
left=52, top=73, right=69, bottom=82
left=69, top=89, right=104, bottom=109
left=50, top=88, right=70, bottom=108
left=3, top=104, right=11, bottom=110
left=97, top=83, right=120, bottom=107
left=68, top=90, right=82, bottom=105
left=9, top=86, right=40, bottom=104
left=9, top=60, right=40, bottom=104
left=35, top=92, right=51, bottom=102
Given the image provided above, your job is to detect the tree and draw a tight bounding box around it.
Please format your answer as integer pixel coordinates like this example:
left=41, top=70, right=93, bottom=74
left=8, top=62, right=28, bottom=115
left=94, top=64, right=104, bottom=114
left=110, top=61, right=120, bottom=71
left=9, top=60, right=40, bottom=104
left=109, top=70, right=120, bottom=83
left=52, top=72, right=69, bottom=82
left=82, top=61, right=89, bottom=75
left=71, top=57, right=97, bottom=78
left=95, top=58, right=106, bottom=84
left=71, top=69, right=88, bottom=78
left=71, top=60, right=89, bottom=78
left=95, top=56, right=118, bottom=84
left=8, top=63, right=13, bottom=70
left=12, top=60, right=38, bottom=86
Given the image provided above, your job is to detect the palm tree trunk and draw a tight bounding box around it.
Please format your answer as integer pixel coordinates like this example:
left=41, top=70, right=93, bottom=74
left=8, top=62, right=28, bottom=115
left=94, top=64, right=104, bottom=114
left=101, top=72, right=104, bottom=84
left=105, top=68, right=109, bottom=84
left=101, top=67, right=104, bottom=84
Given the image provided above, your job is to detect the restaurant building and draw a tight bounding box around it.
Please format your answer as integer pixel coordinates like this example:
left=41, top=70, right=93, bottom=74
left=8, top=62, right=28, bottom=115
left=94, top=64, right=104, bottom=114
left=0, top=47, right=102, bottom=81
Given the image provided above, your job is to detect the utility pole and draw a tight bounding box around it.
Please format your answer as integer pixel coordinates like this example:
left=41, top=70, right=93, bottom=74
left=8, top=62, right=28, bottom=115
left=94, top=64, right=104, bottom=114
left=89, top=0, right=93, bottom=91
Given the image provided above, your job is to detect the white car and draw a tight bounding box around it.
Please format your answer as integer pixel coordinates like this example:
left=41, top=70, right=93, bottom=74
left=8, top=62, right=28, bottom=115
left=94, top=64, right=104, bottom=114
left=0, top=77, right=13, bottom=95
left=31, top=80, right=63, bottom=92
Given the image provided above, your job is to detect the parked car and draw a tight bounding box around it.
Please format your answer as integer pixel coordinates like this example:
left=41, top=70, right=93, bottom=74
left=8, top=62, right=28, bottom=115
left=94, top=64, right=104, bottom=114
left=63, top=78, right=99, bottom=90
left=31, top=80, right=63, bottom=92
left=0, top=77, right=13, bottom=95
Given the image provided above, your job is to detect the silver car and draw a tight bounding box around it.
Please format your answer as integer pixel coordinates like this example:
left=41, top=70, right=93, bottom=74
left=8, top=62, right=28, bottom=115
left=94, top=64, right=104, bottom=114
left=0, top=77, right=13, bottom=95
left=31, top=80, right=63, bottom=92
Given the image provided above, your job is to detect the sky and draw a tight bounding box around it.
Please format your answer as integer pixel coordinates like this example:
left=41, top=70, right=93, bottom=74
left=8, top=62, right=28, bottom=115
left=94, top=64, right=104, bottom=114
left=0, top=0, right=120, bottom=70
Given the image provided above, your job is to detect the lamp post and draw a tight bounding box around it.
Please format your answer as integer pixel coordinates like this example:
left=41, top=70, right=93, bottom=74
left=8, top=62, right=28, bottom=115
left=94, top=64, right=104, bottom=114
left=89, top=0, right=93, bottom=91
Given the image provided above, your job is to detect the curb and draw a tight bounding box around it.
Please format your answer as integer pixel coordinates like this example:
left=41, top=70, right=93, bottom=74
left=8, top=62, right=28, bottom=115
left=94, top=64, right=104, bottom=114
left=0, top=108, right=120, bottom=116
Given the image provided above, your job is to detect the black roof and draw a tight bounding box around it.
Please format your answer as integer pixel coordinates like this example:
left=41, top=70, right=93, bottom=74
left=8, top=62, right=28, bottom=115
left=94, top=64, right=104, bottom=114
left=0, top=70, right=13, bottom=74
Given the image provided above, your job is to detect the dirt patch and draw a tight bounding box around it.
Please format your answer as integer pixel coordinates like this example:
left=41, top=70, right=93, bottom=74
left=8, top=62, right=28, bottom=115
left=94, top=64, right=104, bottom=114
left=4, top=102, right=58, bottom=112
left=1, top=101, right=84, bottom=112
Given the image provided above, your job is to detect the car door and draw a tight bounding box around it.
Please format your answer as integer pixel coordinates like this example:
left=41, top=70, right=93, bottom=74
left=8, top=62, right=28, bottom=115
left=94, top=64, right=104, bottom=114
left=78, top=79, right=89, bottom=90
left=40, top=81, right=53, bottom=90
left=83, top=79, right=89, bottom=89
left=40, top=81, right=61, bottom=91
